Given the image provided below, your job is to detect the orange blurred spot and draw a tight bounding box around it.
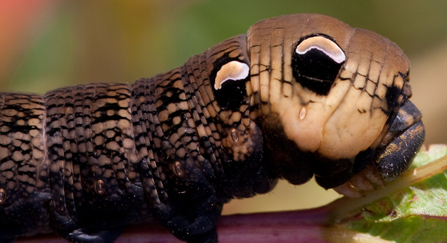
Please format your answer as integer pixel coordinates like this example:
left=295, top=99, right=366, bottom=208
left=0, top=0, right=59, bottom=83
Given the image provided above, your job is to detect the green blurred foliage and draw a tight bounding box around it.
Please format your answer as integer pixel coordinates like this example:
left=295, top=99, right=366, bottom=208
left=3, top=0, right=447, bottom=93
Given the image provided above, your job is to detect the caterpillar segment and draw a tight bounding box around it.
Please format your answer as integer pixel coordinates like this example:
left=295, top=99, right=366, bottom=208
left=0, top=14, right=424, bottom=243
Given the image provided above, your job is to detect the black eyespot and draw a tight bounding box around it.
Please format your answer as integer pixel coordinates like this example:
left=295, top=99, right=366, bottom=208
left=210, top=55, right=249, bottom=110
left=292, top=34, right=346, bottom=96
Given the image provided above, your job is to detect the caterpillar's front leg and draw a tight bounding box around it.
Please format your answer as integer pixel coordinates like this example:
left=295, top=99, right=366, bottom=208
left=150, top=156, right=222, bottom=243
left=140, top=30, right=275, bottom=242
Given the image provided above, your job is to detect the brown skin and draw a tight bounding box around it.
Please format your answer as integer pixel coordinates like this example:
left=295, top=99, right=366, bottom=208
left=0, top=14, right=424, bottom=243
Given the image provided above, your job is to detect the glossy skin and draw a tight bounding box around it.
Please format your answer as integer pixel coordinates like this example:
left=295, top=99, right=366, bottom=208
left=0, top=14, right=424, bottom=243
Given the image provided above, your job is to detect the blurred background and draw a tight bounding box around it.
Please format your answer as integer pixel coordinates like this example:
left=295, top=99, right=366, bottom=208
left=1, top=0, right=446, bottom=215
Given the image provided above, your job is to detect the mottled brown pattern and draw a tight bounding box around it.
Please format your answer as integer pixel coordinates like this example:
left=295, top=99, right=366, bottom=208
left=0, top=14, right=424, bottom=243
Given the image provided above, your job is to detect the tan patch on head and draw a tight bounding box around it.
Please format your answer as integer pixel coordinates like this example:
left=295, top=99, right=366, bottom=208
left=247, top=14, right=410, bottom=159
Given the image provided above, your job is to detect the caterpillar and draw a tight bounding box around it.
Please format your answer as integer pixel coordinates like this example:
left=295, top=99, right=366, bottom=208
left=0, top=13, right=425, bottom=243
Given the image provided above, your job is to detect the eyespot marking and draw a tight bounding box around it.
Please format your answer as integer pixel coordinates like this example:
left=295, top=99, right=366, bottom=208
left=296, top=36, right=346, bottom=64
left=292, top=35, right=346, bottom=96
left=214, top=61, right=249, bottom=90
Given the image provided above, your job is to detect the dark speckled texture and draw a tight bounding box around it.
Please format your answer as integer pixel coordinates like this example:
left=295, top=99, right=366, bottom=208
left=0, top=14, right=424, bottom=243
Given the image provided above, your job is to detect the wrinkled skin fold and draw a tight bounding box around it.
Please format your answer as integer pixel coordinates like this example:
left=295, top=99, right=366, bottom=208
left=0, top=13, right=424, bottom=243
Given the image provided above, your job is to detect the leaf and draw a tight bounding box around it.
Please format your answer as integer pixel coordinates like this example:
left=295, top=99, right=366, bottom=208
left=330, top=145, right=447, bottom=243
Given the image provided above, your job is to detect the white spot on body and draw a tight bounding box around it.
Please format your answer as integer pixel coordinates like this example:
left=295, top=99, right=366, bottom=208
left=214, top=61, right=249, bottom=90
left=296, top=36, right=346, bottom=64
left=299, top=107, right=307, bottom=120
left=231, top=128, right=239, bottom=142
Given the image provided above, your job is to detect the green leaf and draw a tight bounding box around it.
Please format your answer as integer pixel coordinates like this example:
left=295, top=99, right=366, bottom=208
left=329, top=145, right=447, bottom=243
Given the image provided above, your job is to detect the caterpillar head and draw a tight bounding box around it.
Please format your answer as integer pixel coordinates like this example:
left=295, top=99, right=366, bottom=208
left=207, top=14, right=424, bottom=194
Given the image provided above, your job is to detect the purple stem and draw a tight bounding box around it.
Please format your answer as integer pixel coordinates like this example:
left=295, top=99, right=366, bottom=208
left=15, top=204, right=336, bottom=243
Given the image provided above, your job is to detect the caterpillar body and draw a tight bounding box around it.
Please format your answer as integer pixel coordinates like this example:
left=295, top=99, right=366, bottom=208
left=0, top=14, right=425, bottom=243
